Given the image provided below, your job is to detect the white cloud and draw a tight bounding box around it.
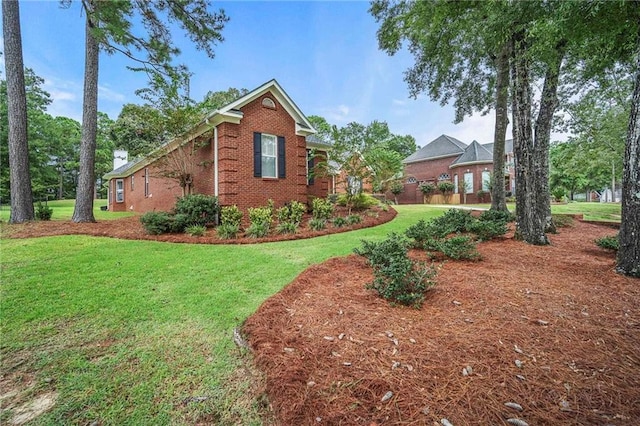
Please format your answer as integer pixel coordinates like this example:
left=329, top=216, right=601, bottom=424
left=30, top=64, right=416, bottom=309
left=99, top=85, right=126, bottom=102
left=319, top=104, right=352, bottom=124
left=392, top=99, right=406, bottom=106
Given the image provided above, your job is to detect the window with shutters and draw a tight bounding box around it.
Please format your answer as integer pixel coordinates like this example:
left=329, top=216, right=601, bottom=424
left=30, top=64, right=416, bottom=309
left=261, top=134, right=277, bottom=178
left=254, top=132, right=285, bottom=179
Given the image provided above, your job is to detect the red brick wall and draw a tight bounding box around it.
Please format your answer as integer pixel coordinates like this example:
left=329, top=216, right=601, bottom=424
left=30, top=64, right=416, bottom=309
left=108, top=93, right=329, bottom=214
left=450, top=163, right=493, bottom=204
left=217, top=94, right=324, bottom=211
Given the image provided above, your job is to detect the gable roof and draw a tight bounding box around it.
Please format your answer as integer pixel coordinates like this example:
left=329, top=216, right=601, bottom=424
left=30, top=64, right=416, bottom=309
left=104, top=79, right=320, bottom=179
left=482, top=138, right=514, bottom=155
left=403, top=134, right=467, bottom=164
left=450, top=140, right=493, bottom=167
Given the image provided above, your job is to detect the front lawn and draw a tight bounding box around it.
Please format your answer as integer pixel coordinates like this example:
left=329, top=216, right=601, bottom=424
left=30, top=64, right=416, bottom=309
left=0, top=202, right=619, bottom=424
left=0, top=205, right=444, bottom=424
left=0, top=199, right=134, bottom=222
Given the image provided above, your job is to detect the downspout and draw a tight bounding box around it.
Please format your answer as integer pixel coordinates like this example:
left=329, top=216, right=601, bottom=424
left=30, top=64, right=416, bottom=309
left=214, top=126, right=219, bottom=197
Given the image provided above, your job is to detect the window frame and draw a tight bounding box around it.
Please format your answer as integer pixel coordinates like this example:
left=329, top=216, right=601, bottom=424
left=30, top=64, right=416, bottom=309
left=115, top=179, right=124, bottom=203
left=464, top=172, right=474, bottom=194
left=261, top=133, right=278, bottom=179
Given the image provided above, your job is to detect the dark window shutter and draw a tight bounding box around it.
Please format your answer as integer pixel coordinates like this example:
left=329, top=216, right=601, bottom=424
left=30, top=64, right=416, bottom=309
left=307, top=150, right=314, bottom=185
left=253, top=132, right=262, bottom=177
left=277, top=136, right=286, bottom=178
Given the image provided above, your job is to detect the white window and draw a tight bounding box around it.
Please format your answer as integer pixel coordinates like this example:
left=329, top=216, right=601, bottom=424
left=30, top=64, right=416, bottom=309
left=347, top=176, right=362, bottom=195
left=131, top=175, right=135, bottom=191
left=115, top=179, right=124, bottom=203
left=454, top=174, right=459, bottom=194
left=482, top=171, right=491, bottom=191
left=464, top=172, right=474, bottom=194
left=261, top=134, right=277, bottom=178
left=438, top=173, right=450, bottom=181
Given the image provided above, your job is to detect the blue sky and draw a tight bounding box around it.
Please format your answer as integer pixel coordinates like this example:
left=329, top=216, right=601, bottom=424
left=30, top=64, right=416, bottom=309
left=7, top=0, right=510, bottom=148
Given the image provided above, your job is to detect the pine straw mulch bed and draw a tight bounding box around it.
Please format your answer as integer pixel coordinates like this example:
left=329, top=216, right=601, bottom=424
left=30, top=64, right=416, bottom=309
left=243, top=220, right=640, bottom=426
left=1, top=205, right=395, bottom=244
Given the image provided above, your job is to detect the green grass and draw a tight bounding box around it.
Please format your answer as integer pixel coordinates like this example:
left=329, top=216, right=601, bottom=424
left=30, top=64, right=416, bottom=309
left=0, top=199, right=135, bottom=222
left=0, top=201, right=618, bottom=424
left=464, top=201, right=621, bottom=223
left=0, top=204, right=445, bottom=425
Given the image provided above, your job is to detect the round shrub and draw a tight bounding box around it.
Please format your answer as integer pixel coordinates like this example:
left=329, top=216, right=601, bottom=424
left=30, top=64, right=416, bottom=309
left=140, top=211, right=172, bottom=235
left=174, top=194, right=219, bottom=226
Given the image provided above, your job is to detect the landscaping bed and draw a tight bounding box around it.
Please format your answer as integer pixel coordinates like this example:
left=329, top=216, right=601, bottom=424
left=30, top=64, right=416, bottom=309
left=2, top=205, right=396, bottom=244
left=244, top=220, right=639, bottom=425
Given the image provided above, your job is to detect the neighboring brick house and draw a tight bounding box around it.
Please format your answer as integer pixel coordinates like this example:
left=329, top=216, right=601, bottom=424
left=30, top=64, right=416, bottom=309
left=399, top=134, right=515, bottom=204
left=104, top=79, right=330, bottom=213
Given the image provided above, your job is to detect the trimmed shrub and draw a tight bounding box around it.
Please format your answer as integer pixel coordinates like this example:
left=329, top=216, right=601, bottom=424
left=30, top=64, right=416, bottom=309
left=174, top=194, right=219, bottom=226
left=595, top=234, right=619, bottom=251
left=355, top=233, right=438, bottom=308
left=309, top=218, right=327, bottom=231
left=170, top=213, right=190, bottom=233
left=311, top=197, right=334, bottom=221
left=185, top=224, right=206, bottom=237
left=35, top=202, right=53, bottom=221
left=221, top=205, right=243, bottom=227
left=140, top=211, right=172, bottom=235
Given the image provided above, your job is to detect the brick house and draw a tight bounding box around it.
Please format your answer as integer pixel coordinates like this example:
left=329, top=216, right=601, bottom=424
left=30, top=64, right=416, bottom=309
left=104, top=79, right=330, bottom=213
left=398, top=134, right=515, bottom=204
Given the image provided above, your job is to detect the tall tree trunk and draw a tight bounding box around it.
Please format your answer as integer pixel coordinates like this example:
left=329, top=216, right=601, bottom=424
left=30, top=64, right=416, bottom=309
left=73, top=9, right=99, bottom=223
left=2, top=0, right=34, bottom=223
left=533, top=41, right=566, bottom=235
left=491, top=43, right=510, bottom=213
left=617, top=24, right=640, bottom=277
left=511, top=31, right=549, bottom=245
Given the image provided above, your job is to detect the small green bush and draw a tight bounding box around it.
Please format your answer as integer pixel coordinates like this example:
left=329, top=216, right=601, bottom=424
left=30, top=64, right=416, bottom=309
left=174, top=194, right=219, bottom=226
left=277, top=200, right=306, bottom=225
left=438, top=181, right=455, bottom=194
left=355, top=233, right=438, bottom=307
left=185, top=224, right=207, bottom=237
left=276, top=222, right=297, bottom=234
left=35, top=202, right=53, bottom=221
left=467, top=220, right=508, bottom=241
left=309, top=218, right=327, bottom=231
left=140, top=211, right=172, bottom=235
left=170, top=213, right=190, bottom=233
left=419, top=182, right=436, bottom=196
left=479, top=209, right=514, bottom=223
left=337, top=193, right=378, bottom=210
left=346, top=214, right=362, bottom=225
left=217, top=223, right=240, bottom=239
left=595, top=234, right=619, bottom=251
left=435, top=208, right=474, bottom=233
left=405, top=219, right=442, bottom=246
left=431, top=235, right=480, bottom=260
left=221, top=205, right=243, bottom=227
left=248, top=206, right=272, bottom=229
left=246, top=222, right=269, bottom=238
left=333, top=216, right=347, bottom=228
left=311, top=197, right=334, bottom=221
